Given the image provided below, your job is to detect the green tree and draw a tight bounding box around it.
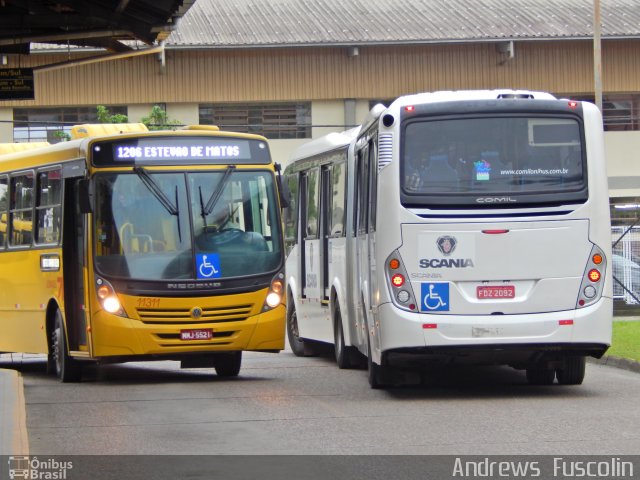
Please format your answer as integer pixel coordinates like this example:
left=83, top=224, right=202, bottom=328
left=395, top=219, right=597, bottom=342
left=52, top=130, right=71, bottom=142
left=96, top=105, right=129, bottom=123
left=141, top=105, right=182, bottom=131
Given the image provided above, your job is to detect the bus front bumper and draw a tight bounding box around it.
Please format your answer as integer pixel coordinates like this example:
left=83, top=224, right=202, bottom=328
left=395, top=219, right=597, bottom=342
left=89, top=304, right=285, bottom=358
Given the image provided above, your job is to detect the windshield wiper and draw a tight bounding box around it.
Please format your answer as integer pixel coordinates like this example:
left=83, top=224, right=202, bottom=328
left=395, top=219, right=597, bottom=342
left=133, top=166, right=182, bottom=242
left=202, top=166, right=235, bottom=217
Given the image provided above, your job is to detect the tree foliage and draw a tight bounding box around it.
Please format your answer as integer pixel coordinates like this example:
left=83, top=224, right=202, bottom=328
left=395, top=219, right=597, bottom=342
left=96, top=105, right=129, bottom=124
left=140, top=105, right=182, bottom=131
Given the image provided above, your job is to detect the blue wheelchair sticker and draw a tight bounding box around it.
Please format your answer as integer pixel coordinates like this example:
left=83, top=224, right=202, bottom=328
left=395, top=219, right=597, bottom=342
left=421, top=282, right=450, bottom=312
left=196, top=253, right=221, bottom=279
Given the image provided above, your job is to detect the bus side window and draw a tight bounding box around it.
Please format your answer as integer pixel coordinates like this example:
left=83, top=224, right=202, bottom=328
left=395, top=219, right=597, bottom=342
left=0, top=176, right=7, bottom=248
left=330, top=163, right=346, bottom=237
left=355, top=146, right=369, bottom=235
left=305, top=168, right=320, bottom=238
left=9, top=172, right=34, bottom=247
left=283, top=173, right=299, bottom=253
left=36, top=168, right=62, bottom=245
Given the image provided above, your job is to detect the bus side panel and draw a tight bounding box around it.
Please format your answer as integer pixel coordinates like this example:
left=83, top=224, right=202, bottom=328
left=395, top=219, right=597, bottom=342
left=0, top=249, right=54, bottom=354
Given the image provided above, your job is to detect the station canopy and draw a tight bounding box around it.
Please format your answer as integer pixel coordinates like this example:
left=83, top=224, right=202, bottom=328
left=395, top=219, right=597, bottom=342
left=0, top=0, right=196, bottom=54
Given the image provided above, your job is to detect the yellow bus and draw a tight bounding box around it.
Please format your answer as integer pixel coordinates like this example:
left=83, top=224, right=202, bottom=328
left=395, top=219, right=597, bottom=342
left=0, top=124, right=286, bottom=382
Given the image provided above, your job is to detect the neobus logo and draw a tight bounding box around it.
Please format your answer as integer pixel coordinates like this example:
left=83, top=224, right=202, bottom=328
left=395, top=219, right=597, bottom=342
left=476, top=197, right=517, bottom=203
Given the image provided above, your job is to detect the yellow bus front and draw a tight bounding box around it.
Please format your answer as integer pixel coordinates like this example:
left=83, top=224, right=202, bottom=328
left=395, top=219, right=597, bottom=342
left=85, top=132, right=285, bottom=360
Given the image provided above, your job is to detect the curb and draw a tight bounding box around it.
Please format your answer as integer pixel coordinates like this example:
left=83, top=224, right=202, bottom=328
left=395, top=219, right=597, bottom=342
left=0, top=368, right=29, bottom=455
left=588, top=355, right=640, bottom=374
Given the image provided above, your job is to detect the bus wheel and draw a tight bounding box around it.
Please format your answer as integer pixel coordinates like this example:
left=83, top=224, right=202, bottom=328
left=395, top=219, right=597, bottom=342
left=215, top=351, right=242, bottom=378
left=525, top=361, right=555, bottom=385
left=556, top=356, right=586, bottom=385
left=334, top=304, right=357, bottom=369
left=51, top=310, right=82, bottom=383
left=287, top=301, right=317, bottom=357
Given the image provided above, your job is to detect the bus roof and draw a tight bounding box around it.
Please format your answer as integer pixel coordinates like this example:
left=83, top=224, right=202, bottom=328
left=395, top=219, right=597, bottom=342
left=0, top=142, right=50, bottom=155
left=389, top=89, right=557, bottom=109
left=289, top=126, right=361, bottom=163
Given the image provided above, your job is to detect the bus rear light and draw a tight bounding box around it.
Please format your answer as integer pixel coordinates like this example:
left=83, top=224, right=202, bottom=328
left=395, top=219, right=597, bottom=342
left=385, top=251, right=418, bottom=312
left=569, top=101, right=578, bottom=109
left=588, top=269, right=601, bottom=282
left=559, top=320, right=574, bottom=325
left=397, top=290, right=410, bottom=303
left=423, top=323, right=437, bottom=329
left=576, top=245, right=607, bottom=309
left=405, top=105, right=415, bottom=112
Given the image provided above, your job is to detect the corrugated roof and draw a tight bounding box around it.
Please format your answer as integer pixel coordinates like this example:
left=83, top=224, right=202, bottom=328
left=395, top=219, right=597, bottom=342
left=167, top=0, right=640, bottom=48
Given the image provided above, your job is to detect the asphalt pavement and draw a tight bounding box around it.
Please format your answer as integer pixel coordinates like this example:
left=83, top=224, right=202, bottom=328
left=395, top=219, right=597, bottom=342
left=1, top=317, right=639, bottom=456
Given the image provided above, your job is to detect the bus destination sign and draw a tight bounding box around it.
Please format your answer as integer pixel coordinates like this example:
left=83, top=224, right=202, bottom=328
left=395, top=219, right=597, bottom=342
left=91, top=136, right=271, bottom=166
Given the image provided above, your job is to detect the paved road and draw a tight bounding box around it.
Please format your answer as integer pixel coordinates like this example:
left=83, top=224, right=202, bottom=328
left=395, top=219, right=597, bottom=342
left=2, top=348, right=640, bottom=456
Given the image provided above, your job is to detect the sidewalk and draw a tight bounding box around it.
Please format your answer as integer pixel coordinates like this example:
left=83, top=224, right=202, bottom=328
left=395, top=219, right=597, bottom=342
left=0, top=367, right=29, bottom=455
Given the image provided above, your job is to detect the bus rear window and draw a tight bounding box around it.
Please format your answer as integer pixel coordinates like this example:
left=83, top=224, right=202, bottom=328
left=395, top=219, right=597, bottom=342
left=401, top=116, right=587, bottom=206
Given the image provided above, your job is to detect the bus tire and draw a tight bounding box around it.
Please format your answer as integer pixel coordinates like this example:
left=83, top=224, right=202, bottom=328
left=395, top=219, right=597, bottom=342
left=334, top=303, right=357, bottom=369
left=215, top=351, right=242, bottom=377
left=52, top=310, right=82, bottom=383
left=556, top=356, right=586, bottom=385
left=525, top=361, right=555, bottom=385
left=286, top=299, right=318, bottom=357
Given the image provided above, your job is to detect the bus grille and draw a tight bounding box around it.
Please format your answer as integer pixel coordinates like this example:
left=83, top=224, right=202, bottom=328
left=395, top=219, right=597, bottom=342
left=136, top=304, right=253, bottom=324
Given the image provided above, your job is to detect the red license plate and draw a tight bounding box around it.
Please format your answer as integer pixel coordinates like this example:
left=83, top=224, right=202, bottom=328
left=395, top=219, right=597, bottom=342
left=477, top=285, right=515, bottom=299
left=180, top=329, right=213, bottom=340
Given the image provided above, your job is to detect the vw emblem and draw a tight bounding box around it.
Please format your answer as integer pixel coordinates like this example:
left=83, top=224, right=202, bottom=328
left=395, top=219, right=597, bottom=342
left=191, top=307, right=203, bottom=319
left=436, top=236, right=457, bottom=256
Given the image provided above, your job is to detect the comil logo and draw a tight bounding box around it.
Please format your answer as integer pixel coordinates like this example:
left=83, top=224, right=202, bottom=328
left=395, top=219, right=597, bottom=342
left=8, top=456, right=73, bottom=480
left=436, top=236, right=457, bottom=256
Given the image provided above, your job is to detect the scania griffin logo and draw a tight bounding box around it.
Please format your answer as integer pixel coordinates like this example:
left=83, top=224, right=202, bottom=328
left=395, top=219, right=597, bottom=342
left=436, top=236, right=457, bottom=256
left=191, top=307, right=203, bottom=319
left=476, top=197, right=517, bottom=203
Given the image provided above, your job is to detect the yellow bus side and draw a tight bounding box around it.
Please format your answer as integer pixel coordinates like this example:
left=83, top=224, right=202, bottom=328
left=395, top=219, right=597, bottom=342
left=0, top=248, right=61, bottom=354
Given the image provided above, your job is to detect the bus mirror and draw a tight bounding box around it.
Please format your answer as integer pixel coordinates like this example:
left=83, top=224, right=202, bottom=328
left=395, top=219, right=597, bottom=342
left=78, top=179, right=93, bottom=214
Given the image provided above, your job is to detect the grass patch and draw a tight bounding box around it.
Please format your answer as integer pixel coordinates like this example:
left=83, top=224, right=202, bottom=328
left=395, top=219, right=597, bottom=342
left=609, top=320, right=640, bottom=362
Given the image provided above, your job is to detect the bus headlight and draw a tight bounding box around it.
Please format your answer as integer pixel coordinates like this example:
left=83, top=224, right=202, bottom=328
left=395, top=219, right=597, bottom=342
left=266, top=292, right=282, bottom=308
left=103, top=296, right=122, bottom=313
left=263, top=271, right=285, bottom=311
left=95, top=276, right=127, bottom=317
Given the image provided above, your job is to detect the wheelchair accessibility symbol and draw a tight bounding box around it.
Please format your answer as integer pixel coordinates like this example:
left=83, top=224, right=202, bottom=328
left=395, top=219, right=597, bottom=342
left=420, top=282, right=450, bottom=312
left=196, top=253, right=221, bottom=279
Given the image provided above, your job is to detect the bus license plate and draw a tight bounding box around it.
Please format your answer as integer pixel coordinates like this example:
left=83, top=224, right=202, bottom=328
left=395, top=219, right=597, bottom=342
left=477, top=286, right=515, bottom=299
left=180, top=329, right=213, bottom=340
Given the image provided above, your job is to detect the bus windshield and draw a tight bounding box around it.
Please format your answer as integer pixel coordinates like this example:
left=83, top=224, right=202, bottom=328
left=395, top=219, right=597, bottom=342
left=401, top=115, right=586, bottom=204
left=94, top=170, right=282, bottom=280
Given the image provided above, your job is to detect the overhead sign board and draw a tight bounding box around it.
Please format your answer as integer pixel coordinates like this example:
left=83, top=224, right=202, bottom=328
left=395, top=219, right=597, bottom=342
left=0, top=68, right=35, bottom=100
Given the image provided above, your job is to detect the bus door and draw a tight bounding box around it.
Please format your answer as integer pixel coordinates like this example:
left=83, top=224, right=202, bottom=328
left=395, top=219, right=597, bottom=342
left=62, top=178, right=88, bottom=352
left=320, top=165, right=332, bottom=302
left=300, top=167, right=328, bottom=338
left=354, top=143, right=371, bottom=347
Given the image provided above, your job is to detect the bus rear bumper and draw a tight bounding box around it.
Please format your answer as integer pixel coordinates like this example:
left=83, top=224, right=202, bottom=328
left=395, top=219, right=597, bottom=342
left=377, top=298, right=612, bottom=365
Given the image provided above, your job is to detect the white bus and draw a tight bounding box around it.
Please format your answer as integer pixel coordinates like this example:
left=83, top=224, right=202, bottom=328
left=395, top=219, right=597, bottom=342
left=284, top=90, right=613, bottom=388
